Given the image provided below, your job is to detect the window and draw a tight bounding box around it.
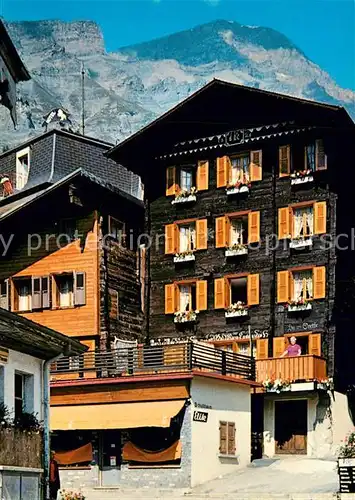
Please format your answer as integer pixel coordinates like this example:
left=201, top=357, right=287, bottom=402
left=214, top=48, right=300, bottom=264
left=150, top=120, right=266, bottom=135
left=12, top=276, right=50, bottom=311
left=16, top=147, right=30, bottom=190
left=277, top=266, right=326, bottom=303
left=165, top=161, right=209, bottom=196
left=214, top=274, right=260, bottom=309
left=52, top=272, right=86, bottom=308
left=279, top=145, right=291, bottom=177
left=304, top=140, right=327, bottom=172
left=214, top=340, right=257, bottom=358
left=109, top=216, right=125, bottom=244
left=273, top=333, right=321, bottom=357
left=165, top=280, right=207, bottom=314
left=56, top=274, right=74, bottom=307
left=14, top=373, right=24, bottom=419
left=305, top=144, right=316, bottom=171
left=219, top=421, right=236, bottom=456
left=278, top=202, right=326, bottom=239
left=0, top=280, right=9, bottom=310
left=165, top=219, right=208, bottom=255
left=215, top=212, right=260, bottom=248
left=217, top=150, right=262, bottom=188
left=14, top=278, right=32, bottom=312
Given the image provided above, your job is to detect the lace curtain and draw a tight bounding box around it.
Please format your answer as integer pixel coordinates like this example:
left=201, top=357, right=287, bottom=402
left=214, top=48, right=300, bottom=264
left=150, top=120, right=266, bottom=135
left=293, top=207, right=314, bottom=238
left=230, top=219, right=244, bottom=245
left=293, top=271, right=313, bottom=300
left=179, top=285, right=190, bottom=312
left=179, top=225, right=196, bottom=252
left=180, top=169, right=193, bottom=191
left=306, top=144, right=316, bottom=171
left=230, top=155, right=250, bottom=183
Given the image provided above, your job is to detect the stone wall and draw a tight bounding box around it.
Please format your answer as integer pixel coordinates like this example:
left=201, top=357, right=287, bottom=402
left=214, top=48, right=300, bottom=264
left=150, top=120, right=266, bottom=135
left=59, top=465, right=100, bottom=491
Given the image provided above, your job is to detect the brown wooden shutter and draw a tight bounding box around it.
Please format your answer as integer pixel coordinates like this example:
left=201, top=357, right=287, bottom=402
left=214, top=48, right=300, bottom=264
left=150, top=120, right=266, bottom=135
left=248, top=211, right=260, bottom=244
left=196, top=219, right=208, bottom=250
left=215, top=216, right=227, bottom=248
left=214, top=278, right=226, bottom=309
left=250, top=150, right=262, bottom=182
left=12, top=279, right=19, bottom=312
left=32, top=277, right=42, bottom=310
left=196, top=280, right=207, bottom=311
left=277, top=270, right=289, bottom=303
left=41, top=276, right=50, bottom=309
left=217, top=157, right=228, bottom=188
left=279, top=145, right=291, bottom=177
left=247, top=274, right=260, bottom=306
left=225, top=279, right=231, bottom=308
left=227, top=422, right=236, bottom=455
left=273, top=337, right=286, bottom=357
left=166, top=167, right=177, bottom=196
left=315, top=139, right=327, bottom=170
left=165, top=284, right=176, bottom=314
left=165, top=224, right=177, bottom=254
left=278, top=207, right=290, bottom=239
left=314, top=202, right=326, bottom=234
left=197, top=160, right=209, bottom=191
left=313, top=266, right=326, bottom=299
left=309, top=333, right=322, bottom=356
left=256, top=339, right=268, bottom=359
left=219, top=421, right=227, bottom=454
left=74, top=272, right=86, bottom=306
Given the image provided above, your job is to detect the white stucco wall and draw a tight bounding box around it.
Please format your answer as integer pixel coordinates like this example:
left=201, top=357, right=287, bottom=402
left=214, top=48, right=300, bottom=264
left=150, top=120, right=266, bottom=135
left=190, top=376, right=251, bottom=487
left=0, top=349, right=43, bottom=420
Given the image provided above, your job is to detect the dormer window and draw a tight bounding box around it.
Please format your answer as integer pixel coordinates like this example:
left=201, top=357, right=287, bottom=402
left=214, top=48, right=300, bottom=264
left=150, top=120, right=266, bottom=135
left=16, top=147, right=30, bottom=190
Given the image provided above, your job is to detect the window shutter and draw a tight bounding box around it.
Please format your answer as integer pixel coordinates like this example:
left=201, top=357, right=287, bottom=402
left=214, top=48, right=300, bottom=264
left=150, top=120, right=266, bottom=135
left=278, top=207, right=290, bottom=239
left=165, top=224, right=177, bottom=254
left=250, top=150, right=262, bottom=182
left=217, top=157, right=228, bottom=188
left=309, top=333, right=322, bottom=357
left=277, top=271, right=289, bottom=303
left=313, top=266, right=326, bottom=299
left=248, top=211, right=260, bottom=244
left=273, top=337, right=286, bottom=357
left=227, top=422, right=236, bottom=455
left=196, top=219, right=208, bottom=250
left=215, top=216, right=227, bottom=248
left=314, top=202, right=326, bottom=234
left=166, top=167, right=177, bottom=196
left=256, top=339, right=268, bottom=359
left=279, top=145, right=290, bottom=177
left=165, top=284, right=176, bottom=314
left=196, top=280, right=207, bottom=311
left=315, top=139, right=327, bottom=170
left=197, top=160, right=209, bottom=191
left=74, top=272, right=86, bottom=306
left=247, top=274, right=260, bottom=306
left=219, top=421, right=227, bottom=454
left=41, top=276, right=50, bottom=309
left=214, top=278, right=226, bottom=309
left=0, top=280, right=9, bottom=311
left=32, top=277, right=42, bottom=310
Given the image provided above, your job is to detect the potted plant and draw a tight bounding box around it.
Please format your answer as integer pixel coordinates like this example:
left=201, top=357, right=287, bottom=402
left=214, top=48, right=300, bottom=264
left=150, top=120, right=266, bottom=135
left=225, top=242, right=248, bottom=257
left=226, top=177, right=251, bottom=195
left=262, top=378, right=291, bottom=394
left=61, top=490, right=86, bottom=500
left=225, top=301, right=248, bottom=318
left=172, top=186, right=197, bottom=204
left=287, top=298, right=312, bottom=312
left=290, top=169, right=314, bottom=185
left=174, top=250, right=195, bottom=263
left=174, top=309, right=199, bottom=323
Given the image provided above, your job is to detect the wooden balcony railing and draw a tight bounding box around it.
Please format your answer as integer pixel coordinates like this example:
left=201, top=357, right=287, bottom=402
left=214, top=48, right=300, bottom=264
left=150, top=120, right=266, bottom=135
left=51, top=342, right=256, bottom=382
left=256, top=355, right=326, bottom=383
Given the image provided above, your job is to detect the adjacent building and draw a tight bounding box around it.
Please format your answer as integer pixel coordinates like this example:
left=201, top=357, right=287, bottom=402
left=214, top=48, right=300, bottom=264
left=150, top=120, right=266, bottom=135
left=107, top=79, right=355, bottom=459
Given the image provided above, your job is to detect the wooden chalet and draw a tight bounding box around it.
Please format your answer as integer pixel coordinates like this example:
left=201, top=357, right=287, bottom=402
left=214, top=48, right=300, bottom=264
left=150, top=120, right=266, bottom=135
left=107, top=79, right=355, bottom=459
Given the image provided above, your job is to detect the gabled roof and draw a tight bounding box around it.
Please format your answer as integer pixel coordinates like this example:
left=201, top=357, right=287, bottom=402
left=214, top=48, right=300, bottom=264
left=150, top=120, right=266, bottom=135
left=0, top=20, right=30, bottom=82
left=106, top=79, right=354, bottom=170
left=0, top=307, right=86, bottom=360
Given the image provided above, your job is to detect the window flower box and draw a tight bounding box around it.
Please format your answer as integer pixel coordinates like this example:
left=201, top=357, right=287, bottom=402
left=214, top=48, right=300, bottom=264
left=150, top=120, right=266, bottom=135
left=317, top=377, right=334, bottom=391
left=174, top=252, right=195, bottom=263
left=171, top=187, right=197, bottom=205
left=287, top=301, right=312, bottom=312
left=225, top=244, right=248, bottom=257
left=289, top=237, right=313, bottom=249
left=174, top=310, right=199, bottom=323
left=225, top=302, right=248, bottom=318
left=262, top=378, right=291, bottom=394
left=290, top=170, right=314, bottom=186
left=226, top=183, right=250, bottom=196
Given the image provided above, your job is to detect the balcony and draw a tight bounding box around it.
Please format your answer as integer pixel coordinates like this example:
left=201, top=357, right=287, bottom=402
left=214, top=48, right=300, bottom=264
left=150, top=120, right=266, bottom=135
left=51, top=342, right=256, bottom=383
left=256, top=355, right=327, bottom=387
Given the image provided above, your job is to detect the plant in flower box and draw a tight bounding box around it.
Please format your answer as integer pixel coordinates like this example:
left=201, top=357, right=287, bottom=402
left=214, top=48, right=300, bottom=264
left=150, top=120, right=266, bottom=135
left=174, top=186, right=197, bottom=201
left=290, top=169, right=312, bottom=178
left=287, top=298, right=311, bottom=308
left=61, top=490, right=85, bottom=500
left=174, top=309, right=199, bottom=323
left=262, top=378, right=291, bottom=393
left=226, top=175, right=252, bottom=191
left=226, top=301, right=247, bottom=313
left=317, top=376, right=334, bottom=391
left=174, top=250, right=194, bottom=260
left=228, top=243, right=247, bottom=252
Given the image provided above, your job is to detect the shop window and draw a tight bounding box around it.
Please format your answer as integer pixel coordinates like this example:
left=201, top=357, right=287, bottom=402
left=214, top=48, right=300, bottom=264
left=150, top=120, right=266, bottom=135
left=278, top=202, right=326, bottom=239
left=219, top=421, right=236, bottom=456
left=16, top=147, right=30, bottom=190
left=217, top=150, right=262, bottom=188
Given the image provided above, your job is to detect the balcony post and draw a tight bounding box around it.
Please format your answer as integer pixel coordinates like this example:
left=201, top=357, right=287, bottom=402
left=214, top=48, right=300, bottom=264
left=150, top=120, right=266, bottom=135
left=128, top=348, right=134, bottom=375
left=221, top=350, right=226, bottom=376
left=188, top=342, right=193, bottom=370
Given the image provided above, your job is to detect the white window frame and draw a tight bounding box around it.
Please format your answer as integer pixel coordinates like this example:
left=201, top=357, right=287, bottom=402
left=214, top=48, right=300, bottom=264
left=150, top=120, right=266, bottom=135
left=16, top=147, right=30, bottom=190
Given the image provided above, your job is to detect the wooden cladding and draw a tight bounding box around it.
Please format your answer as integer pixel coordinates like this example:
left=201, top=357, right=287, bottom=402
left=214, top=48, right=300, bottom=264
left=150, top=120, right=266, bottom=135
left=165, top=161, right=209, bottom=196
left=217, top=150, right=262, bottom=187
left=219, top=421, right=236, bottom=455
left=278, top=201, right=327, bottom=239
left=215, top=212, right=260, bottom=247
left=277, top=266, right=326, bottom=303
left=165, top=219, right=208, bottom=254
left=165, top=280, right=207, bottom=314
left=214, top=274, right=260, bottom=309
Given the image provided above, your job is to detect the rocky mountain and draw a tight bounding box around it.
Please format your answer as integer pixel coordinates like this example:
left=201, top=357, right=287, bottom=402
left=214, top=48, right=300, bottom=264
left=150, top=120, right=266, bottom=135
left=1, top=19, right=354, bottom=150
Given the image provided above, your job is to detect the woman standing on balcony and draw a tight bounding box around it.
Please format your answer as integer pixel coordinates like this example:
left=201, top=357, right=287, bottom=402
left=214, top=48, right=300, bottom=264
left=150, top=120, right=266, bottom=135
left=280, top=336, right=302, bottom=357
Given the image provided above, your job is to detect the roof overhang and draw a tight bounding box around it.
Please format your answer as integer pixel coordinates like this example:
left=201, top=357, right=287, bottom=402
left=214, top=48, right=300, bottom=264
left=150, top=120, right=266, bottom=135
left=0, top=20, right=30, bottom=82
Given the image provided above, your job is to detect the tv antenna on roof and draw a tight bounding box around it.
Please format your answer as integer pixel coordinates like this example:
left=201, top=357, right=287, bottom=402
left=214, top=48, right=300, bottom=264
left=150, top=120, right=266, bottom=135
left=81, top=62, right=85, bottom=136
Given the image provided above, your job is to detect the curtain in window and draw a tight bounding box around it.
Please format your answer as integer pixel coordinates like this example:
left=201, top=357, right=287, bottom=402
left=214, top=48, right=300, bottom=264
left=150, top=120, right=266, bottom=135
left=59, top=278, right=73, bottom=307
left=293, top=271, right=313, bottom=300
left=179, top=285, right=190, bottom=312
left=18, top=283, right=31, bottom=311
left=305, top=273, right=313, bottom=298
left=230, top=155, right=250, bottom=184
left=179, top=226, right=196, bottom=252
left=180, top=169, right=193, bottom=191
left=230, top=219, right=244, bottom=245
left=294, top=207, right=314, bottom=238
left=306, top=145, right=316, bottom=171
left=293, top=210, right=303, bottom=238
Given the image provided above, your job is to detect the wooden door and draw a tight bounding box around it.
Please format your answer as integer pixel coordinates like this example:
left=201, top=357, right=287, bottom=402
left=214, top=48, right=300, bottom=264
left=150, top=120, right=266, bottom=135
left=275, top=400, right=307, bottom=454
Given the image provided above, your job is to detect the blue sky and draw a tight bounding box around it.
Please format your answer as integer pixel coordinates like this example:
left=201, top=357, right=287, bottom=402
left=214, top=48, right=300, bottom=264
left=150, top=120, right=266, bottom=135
left=2, top=0, right=355, bottom=90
